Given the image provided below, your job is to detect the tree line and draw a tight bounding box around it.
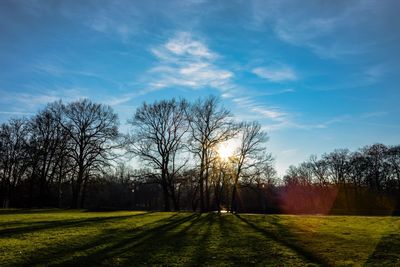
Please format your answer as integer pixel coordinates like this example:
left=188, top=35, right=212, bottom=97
left=0, top=96, right=273, bottom=212
left=0, top=96, right=399, bottom=214
left=0, top=99, right=119, bottom=209
left=282, top=145, right=400, bottom=214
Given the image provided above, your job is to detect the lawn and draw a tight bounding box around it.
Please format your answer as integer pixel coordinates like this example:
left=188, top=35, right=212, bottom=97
left=0, top=210, right=399, bottom=266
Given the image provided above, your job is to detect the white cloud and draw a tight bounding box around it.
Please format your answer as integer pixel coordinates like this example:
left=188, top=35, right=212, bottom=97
left=149, top=32, right=233, bottom=91
left=148, top=33, right=305, bottom=131
left=103, top=86, right=168, bottom=106
left=164, top=32, right=216, bottom=59
left=252, top=67, right=297, bottom=82
left=232, top=97, right=287, bottom=122
left=146, top=32, right=347, bottom=133
left=0, top=111, right=34, bottom=116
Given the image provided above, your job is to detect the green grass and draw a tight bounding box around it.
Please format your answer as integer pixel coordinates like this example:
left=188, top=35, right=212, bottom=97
left=0, top=210, right=399, bottom=266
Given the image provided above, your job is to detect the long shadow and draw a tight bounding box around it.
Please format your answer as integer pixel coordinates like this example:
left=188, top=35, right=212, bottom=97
left=366, top=233, right=400, bottom=265
left=185, top=213, right=214, bottom=266
left=236, top=214, right=330, bottom=266
left=16, top=213, right=185, bottom=267
left=0, top=209, right=68, bottom=215
left=0, top=212, right=151, bottom=237
left=124, top=213, right=213, bottom=265
left=215, top=213, right=278, bottom=265
left=44, top=213, right=201, bottom=266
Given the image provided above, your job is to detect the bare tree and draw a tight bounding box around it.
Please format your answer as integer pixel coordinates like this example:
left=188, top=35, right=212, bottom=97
left=362, top=144, right=390, bottom=192
left=127, top=99, right=189, bottom=211
left=309, top=155, right=329, bottom=186
left=0, top=118, right=29, bottom=208
left=59, top=99, right=119, bottom=208
left=28, top=102, right=71, bottom=207
left=387, top=146, right=400, bottom=182
left=387, top=145, right=400, bottom=209
left=348, top=152, right=368, bottom=188
left=230, top=121, right=268, bottom=213
left=210, top=154, right=232, bottom=213
left=188, top=95, right=235, bottom=212
left=239, top=152, right=276, bottom=213
left=323, top=149, right=350, bottom=185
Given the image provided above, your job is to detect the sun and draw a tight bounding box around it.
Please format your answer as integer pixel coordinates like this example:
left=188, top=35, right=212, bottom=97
left=217, top=142, right=235, bottom=161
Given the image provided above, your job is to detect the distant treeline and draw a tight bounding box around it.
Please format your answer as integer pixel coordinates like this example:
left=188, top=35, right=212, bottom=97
left=280, top=145, right=400, bottom=215
left=0, top=96, right=399, bottom=215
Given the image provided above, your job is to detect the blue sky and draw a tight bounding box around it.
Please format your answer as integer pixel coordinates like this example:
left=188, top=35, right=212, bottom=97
left=1, top=0, right=399, bottom=175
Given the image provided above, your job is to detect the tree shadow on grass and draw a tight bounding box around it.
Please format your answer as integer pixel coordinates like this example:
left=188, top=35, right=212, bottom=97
left=4, top=212, right=337, bottom=266
left=366, top=233, right=400, bottom=265
left=0, top=209, right=67, bottom=215
left=0, top=212, right=152, bottom=238
left=14, top=212, right=184, bottom=266
left=213, top=213, right=303, bottom=265
left=42, top=213, right=203, bottom=266
left=184, top=213, right=214, bottom=265
left=236, top=214, right=330, bottom=266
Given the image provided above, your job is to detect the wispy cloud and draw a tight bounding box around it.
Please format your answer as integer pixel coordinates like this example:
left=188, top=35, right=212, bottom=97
left=229, top=96, right=334, bottom=132
left=148, top=32, right=234, bottom=92
left=147, top=33, right=347, bottom=132
left=33, top=60, right=120, bottom=85
left=252, top=66, right=297, bottom=82
left=103, top=87, right=164, bottom=106
left=34, top=62, right=65, bottom=76
left=0, top=111, right=34, bottom=116
left=0, top=88, right=87, bottom=112
left=364, top=64, right=385, bottom=84
left=360, top=111, right=388, bottom=119
left=251, top=0, right=398, bottom=59
left=148, top=32, right=308, bottom=131
left=54, top=0, right=213, bottom=42
left=232, top=97, right=287, bottom=122
left=163, top=32, right=216, bottom=59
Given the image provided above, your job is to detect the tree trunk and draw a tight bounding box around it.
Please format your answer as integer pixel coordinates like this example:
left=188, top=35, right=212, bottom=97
left=57, top=176, right=63, bottom=208
left=161, top=168, right=170, bottom=211
left=199, top=149, right=205, bottom=212
left=230, top=185, right=237, bottom=213
left=71, top=167, right=83, bottom=209
left=230, top=167, right=241, bottom=213
left=169, top=182, right=180, bottom=211
left=80, top=178, right=88, bottom=209
left=205, top=157, right=210, bottom=211
left=71, top=185, right=79, bottom=209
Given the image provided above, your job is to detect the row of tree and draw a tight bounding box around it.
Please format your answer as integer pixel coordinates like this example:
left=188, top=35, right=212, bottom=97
left=282, top=145, right=400, bottom=214
left=126, top=96, right=274, bottom=212
left=1, top=96, right=399, bottom=214
left=0, top=99, right=119, bottom=209
left=0, top=96, right=274, bottom=212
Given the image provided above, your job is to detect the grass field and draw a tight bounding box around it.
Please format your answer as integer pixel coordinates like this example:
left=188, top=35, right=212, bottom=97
left=0, top=210, right=399, bottom=266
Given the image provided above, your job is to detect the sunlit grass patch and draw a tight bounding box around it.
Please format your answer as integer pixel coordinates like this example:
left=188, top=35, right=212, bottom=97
left=0, top=210, right=399, bottom=266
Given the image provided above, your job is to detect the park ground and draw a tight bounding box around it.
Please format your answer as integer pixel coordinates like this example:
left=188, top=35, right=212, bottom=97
left=0, top=210, right=399, bottom=266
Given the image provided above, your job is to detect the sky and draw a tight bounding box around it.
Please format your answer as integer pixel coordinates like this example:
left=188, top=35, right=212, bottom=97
left=1, top=0, right=399, bottom=176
